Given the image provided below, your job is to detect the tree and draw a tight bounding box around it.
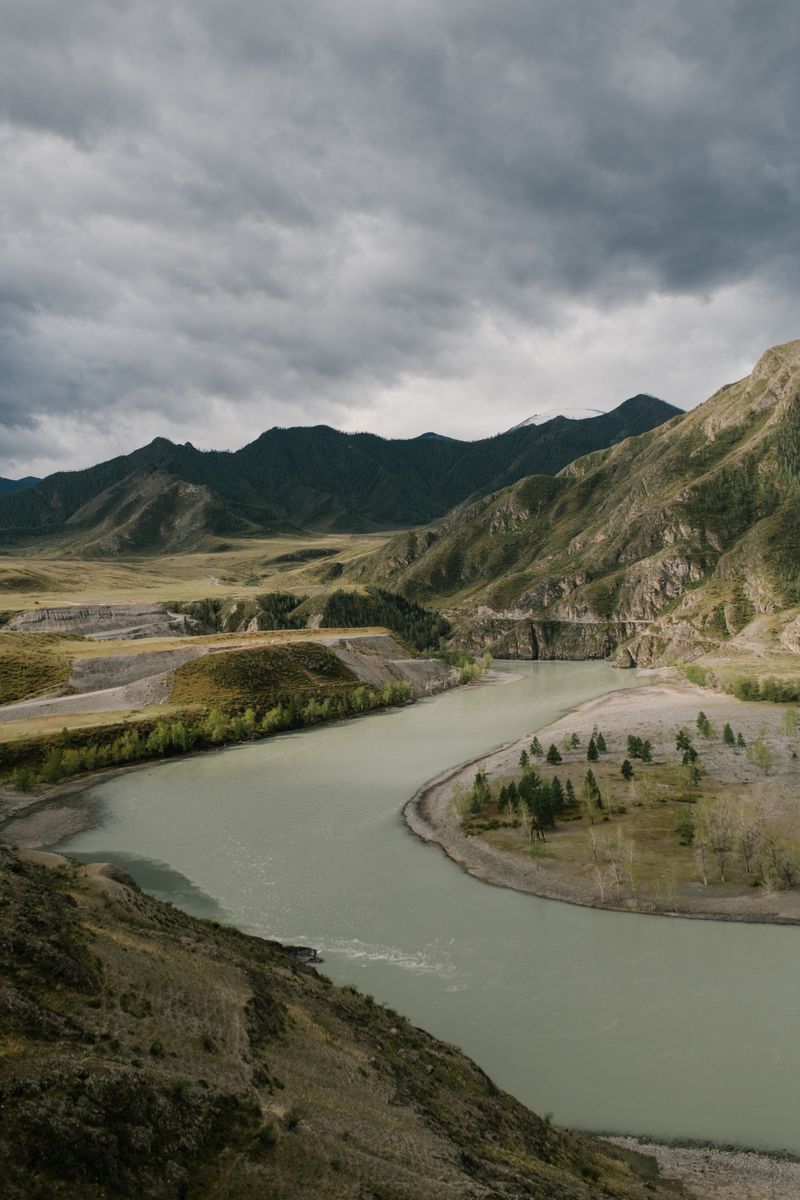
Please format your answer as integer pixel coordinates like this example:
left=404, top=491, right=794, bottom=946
left=530, top=736, right=543, bottom=758
left=782, top=707, right=799, bottom=737
left=596, top=732, right=607, bottom=754
left=565, top=779, right=577, bottom=809
left=549, top=776, right=565, bottom=813
left=587, top=737, right=599, bottom=762
left=570, top=732, right=580, bottom=748
left=546, top=743, right=562, bottom=765
left=519, top=748, right=529, bottom=769
left=627, top=734, right=643, bottom=758
left=676, top=728, right=692, bottom=753
left=40, top=749, right=64, bottom=784
left=582, top=769, right=602, bottom=818
left=696, top=711, right=711, bottom=737
left=640, top=739, right=653, bottom=764
left=723, top=722, right=735, bottom=746
left=737, top=806, right=765, bottom=875
left=736, top=731, right=747, bottom=749
left=621, top=758, right=634, bottom=781
left=748, top=737, right=773, bottom=774
left=518, top=771, right=554, bottom=840
left=698, top=801, right=734, bottom=882
left=530, top=789, right=555, bottom=838
left=675, top=810, right=695, bottom=846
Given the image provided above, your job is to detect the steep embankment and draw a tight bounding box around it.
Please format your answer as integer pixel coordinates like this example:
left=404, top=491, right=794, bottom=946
left=0, top=844, right=688, bottom=1199
left=358, top=339, right=800, bottom=666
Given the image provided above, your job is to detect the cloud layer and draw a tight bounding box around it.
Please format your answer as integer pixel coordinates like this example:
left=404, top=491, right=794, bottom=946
left=2, top=0, right=799, bottom=475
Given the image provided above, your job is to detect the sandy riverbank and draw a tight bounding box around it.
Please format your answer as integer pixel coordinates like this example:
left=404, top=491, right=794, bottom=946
left=406, top=675, right=800, bottom=923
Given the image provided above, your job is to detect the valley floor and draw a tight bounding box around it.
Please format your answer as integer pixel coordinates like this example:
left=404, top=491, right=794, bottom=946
left=407, top=673, right=800, bottom=922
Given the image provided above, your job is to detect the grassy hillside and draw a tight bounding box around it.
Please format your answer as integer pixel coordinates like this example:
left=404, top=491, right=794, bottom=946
left=0, top=632, right=73, bottom=704
left=170, top=642, right=358, bottom=708
left=0, top=844, right=687, bottom=1199
left=0, top=398, right=679, bottom=552
left=357, top=340, right=800, bottom=665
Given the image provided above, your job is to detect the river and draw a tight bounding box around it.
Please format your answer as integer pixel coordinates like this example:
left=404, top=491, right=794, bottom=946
left=55, top=661, right=800, bottom=1153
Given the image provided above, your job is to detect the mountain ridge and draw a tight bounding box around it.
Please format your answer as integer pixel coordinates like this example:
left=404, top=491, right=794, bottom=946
left=0, top=396, right=680, bottom=553
left=354, top=340, right=800, bottom=666
left=0, top=475, right=39, bottom=497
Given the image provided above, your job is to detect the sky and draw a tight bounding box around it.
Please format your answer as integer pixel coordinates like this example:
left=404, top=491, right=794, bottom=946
left=1, top=0, right=799, bottom=478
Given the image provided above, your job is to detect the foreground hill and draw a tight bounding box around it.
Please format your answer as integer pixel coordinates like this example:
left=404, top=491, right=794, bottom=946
left=0, top=844, right=685, bottom=1199
left=358, top=340, right=800, bottom=664
left=0, top=397, right=678, bottom=553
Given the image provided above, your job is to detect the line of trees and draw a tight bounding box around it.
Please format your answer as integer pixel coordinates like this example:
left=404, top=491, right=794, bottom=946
left=8, top=680, right=414, bottom=792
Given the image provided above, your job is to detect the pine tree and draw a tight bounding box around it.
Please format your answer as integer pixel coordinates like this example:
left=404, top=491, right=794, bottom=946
left=627, top=734, right=643, bottom=758
left=723, top=722, right=735, bottom=746
left=596, top=732, right=607, bottom=754
left=530, top=736, right=543, bottom=758
left=587, top=737, right=599, bottom=762
left=640, top=739, right=653, bottom=763
left=621, top=758, right=634, bottom=781
left=519, top=748, right=529, bottom=769
left=737, top=731, right=747, bottom=749
left=546, top=743, right=562, bottom=765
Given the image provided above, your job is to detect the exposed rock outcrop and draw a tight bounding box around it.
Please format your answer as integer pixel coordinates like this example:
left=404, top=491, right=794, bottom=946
left=7, top=603, right=195, bottom=640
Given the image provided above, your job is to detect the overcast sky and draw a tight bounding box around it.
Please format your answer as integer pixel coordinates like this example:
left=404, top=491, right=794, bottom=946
left=1, top=0, right=799, bottom=477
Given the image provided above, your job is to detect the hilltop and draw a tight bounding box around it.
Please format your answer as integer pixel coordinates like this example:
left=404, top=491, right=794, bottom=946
left=0, top=476, right=39, bottom=497
left=358, top=340, right=800, bottom=667
left=0, top=398, right=678, bottom=554
left=0, top=843, right=686, bottom=1199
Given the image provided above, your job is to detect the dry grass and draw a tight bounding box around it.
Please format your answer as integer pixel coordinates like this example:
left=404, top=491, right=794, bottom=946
left=0, top=705, right=184, bottom=743
left=0, top=633, right=72, bottom=704
left=0, top=532, right=389, bottom=609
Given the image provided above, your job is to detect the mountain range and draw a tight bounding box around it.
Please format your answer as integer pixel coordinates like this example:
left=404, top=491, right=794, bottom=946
left=0, top=397, right=678, bottom=553
left=0, top=476, right=39, bottom=498
left=357, top=339, right=800, bottom=665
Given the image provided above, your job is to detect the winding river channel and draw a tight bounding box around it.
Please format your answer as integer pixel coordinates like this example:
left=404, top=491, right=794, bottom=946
left=56, top=662, right=800, bottom=1153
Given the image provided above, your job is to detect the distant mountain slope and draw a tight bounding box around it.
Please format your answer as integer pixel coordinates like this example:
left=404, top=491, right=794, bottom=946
left=357, top=340, right=800, bottom=665
left=0, top=475, right=39, bottom=497
left=0, top=397, right=679, bottom=552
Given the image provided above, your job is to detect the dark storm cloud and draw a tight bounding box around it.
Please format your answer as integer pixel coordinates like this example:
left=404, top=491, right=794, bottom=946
left=0, top=0, right=799, bottom=472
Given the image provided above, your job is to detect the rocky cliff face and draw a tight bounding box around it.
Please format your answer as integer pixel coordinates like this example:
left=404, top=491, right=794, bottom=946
left=356, top=339, right=800, bottom=667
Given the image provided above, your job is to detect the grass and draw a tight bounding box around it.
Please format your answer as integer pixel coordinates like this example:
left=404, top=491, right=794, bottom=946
left=0, top=532, right=390, bottom=609
left=0, top=633, right=73, bottom=704
left=170, top=642, right=358, bottom=708
left=469, top=736, right=800, bottom=911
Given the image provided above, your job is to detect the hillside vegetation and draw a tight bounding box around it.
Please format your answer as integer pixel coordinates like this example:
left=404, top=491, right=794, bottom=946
left=0, top=632, right=73, bottom=704
left=358, top=340, right=800, bottom=666
left=0, top=844, right=687, bottom=1199
left=0, top=398, right=678, bottom=552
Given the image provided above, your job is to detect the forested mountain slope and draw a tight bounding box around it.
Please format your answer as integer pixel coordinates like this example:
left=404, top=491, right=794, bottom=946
left=0, top=476, right=39, bottom=497
left=357, top=340, right=800, bottom=664
left=0, top=397, right=678, bottom=552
